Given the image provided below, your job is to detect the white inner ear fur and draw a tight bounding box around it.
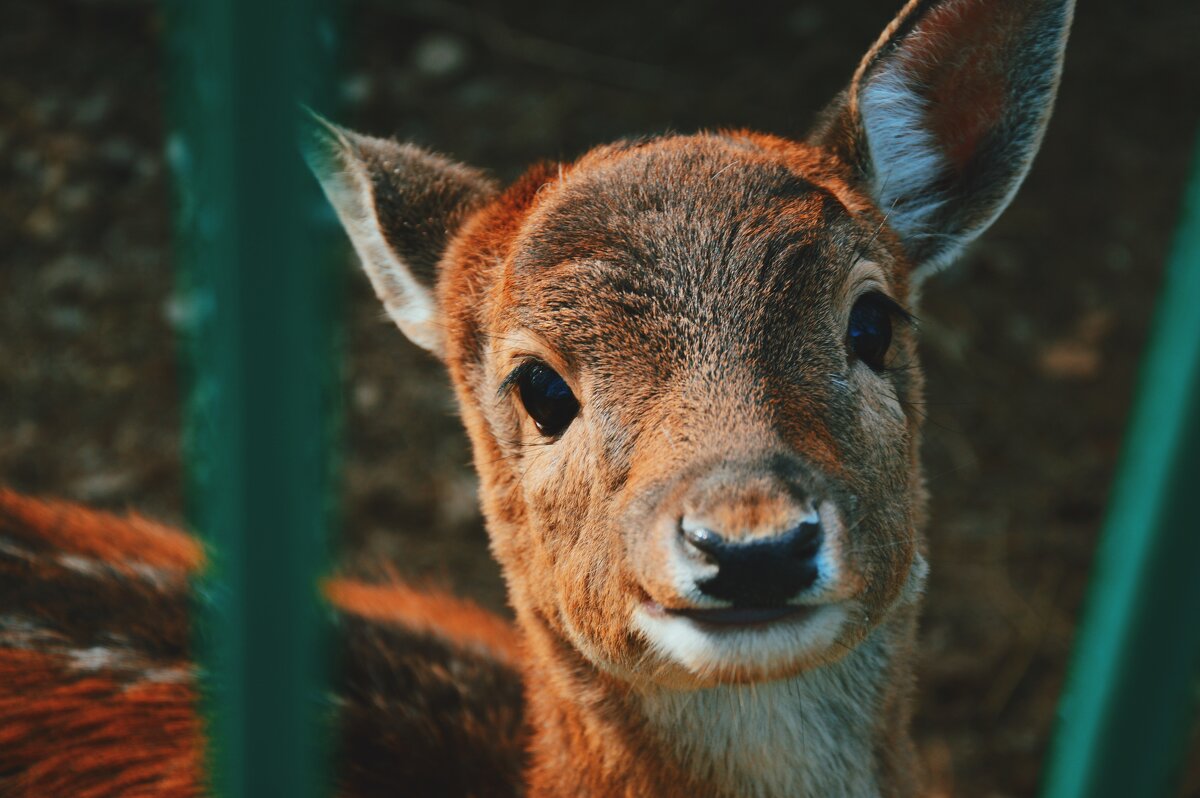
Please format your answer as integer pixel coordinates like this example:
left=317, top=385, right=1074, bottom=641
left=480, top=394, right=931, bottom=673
left=312, top=151, right=444, bottom=355
left=858, top=54, right=1052, bottom=283
left=858, top=62, right=950, bottom=266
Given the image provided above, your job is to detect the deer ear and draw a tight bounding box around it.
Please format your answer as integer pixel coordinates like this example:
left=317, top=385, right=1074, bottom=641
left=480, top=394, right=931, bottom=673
left=302, top=113, right=497, bottom=356
left=811, top=0, right=1074, bottom=281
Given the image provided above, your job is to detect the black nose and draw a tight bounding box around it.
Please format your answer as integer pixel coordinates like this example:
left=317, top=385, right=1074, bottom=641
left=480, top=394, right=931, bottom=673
left=681, top=519, right=823, bottom=606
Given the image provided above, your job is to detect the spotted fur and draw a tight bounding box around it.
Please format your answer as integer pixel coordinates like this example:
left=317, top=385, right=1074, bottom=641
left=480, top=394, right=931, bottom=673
left=0, top=490, right=526, bottom=798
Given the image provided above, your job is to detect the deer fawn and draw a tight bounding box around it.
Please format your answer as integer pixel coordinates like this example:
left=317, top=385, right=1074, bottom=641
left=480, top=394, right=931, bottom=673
left=1, top=0, right=1074, bottom=795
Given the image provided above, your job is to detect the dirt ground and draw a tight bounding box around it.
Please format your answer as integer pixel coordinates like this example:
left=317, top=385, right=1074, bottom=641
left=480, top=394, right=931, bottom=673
left=2, top=0, right=1199, bottom=795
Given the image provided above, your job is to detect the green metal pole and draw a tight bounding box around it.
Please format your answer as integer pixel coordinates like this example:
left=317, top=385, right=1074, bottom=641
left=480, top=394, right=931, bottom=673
left=1042, top=130, right=1200, bottom=797
left=166, top=1, right=337, bottom=795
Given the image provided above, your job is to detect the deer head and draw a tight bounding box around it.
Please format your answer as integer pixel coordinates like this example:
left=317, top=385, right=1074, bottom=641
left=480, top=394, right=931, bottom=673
left=307, top=0, right=1072, bottom=697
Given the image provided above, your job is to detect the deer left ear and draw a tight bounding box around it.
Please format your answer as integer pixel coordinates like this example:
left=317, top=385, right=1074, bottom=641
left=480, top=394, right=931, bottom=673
left=302, top=113, right=497, bottom=357
left=811, top=0, right=1075, bottom=281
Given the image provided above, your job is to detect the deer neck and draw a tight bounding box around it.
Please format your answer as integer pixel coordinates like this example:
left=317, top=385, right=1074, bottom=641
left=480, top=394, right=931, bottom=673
left=520, top=606, right=919, bottom=798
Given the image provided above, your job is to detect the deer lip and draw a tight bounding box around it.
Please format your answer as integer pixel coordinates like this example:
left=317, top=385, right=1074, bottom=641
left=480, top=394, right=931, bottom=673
left=659, top=604, right=817, bottom=628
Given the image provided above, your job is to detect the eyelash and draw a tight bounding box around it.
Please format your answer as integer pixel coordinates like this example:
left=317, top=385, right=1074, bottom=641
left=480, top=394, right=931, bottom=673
left=498, top=361, right=533, bottom=399
left=499, top=359, right=580, bottom=437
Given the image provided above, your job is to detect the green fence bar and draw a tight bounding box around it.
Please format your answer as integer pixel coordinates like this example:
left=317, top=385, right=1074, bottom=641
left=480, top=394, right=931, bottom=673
left=1042, top=131, right=1200, bottom=798
left=166, top=1, right=336, bottom=796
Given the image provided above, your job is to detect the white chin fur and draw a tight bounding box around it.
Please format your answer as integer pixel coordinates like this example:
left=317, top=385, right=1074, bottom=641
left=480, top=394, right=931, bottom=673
left=633, top=603, right=849, bottom=676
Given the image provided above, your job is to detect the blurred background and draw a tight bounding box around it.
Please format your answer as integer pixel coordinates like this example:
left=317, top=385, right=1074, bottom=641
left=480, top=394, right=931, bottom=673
left=1, top=0, right=1198, bottom=794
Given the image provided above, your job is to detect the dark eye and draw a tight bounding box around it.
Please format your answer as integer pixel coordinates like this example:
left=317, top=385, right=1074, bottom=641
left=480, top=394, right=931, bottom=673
left=516, top=362, right=579, bottom=437
left=847, top=292, right=895, bottom=371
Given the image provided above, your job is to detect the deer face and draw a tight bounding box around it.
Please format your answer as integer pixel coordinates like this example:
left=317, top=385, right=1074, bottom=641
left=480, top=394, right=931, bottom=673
left=442, top=135, right=924, bottom=685
left=308, top=0, right=1072, bottom=688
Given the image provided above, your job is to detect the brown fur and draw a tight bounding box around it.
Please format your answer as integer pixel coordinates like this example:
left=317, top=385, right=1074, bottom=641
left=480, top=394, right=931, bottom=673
left=0, top=488, right=205, bottom=573
left=441, top=129, right=926, bottom=798
left=323, top=579, right=521, bottom=667
left=0, top=492, right=526, bottom=798
left=0, top=649, right=202, bottom=798
left=0, top=490, right=204, bottom=797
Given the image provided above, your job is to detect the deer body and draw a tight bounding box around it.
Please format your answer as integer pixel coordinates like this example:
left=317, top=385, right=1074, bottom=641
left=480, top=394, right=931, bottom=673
left=0, top=490, right=527, bottom=798
left=2, top=1, right=1074, bottom=795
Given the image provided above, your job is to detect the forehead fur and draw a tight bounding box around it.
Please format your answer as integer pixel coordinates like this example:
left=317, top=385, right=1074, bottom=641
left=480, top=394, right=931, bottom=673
left=516, top=132, right=875, bottom=270
left=492, top=134, right=899, bottom=372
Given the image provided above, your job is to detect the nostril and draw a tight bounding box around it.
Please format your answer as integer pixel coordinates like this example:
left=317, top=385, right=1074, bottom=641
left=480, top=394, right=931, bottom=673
left=787, top=521, right=824, bottom=559
left=680, top=522, right=723, bottom=565
left=681, top=523, right=721, bottom=554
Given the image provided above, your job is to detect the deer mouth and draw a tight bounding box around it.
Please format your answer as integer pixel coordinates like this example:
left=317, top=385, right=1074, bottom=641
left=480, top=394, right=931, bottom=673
left=634, top=599, right=851, bottom=676
left=663, top=605, right=817, bottom=628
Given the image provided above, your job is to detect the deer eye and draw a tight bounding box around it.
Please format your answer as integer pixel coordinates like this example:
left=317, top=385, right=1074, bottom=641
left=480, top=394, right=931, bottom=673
left=847, top=292, right=896, bottom=371
left=515, top=362, right=579, bottom=437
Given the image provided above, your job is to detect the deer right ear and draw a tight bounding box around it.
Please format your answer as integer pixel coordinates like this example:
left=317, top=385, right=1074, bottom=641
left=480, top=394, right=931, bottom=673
left=302, top=114, right=497, bottom=356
